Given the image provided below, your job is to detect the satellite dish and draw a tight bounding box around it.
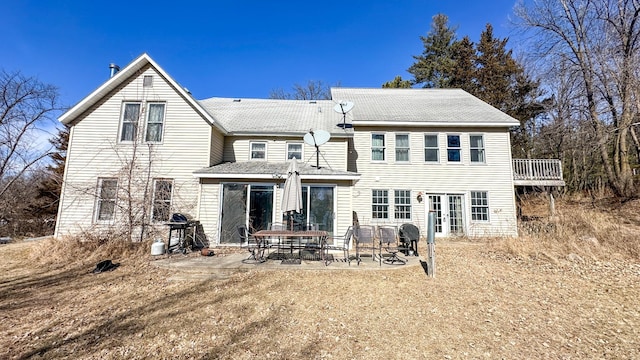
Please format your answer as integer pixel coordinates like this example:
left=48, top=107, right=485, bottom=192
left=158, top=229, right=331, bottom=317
left=303, top=130, right=331, bottom=168
left=333, top=101, right=354, bottom=128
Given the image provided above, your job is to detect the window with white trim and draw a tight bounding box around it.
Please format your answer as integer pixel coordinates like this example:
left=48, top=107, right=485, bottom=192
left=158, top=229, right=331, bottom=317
left=471, top=191, right=489, bottom=222
left=372, top=189, right=389, bottom=219
left=470, top=134, right=485, bottom=163
left=95, top=178, right=118, bottom=222
left=152, top=179, right=173, bottom=222
left=371, top=133, right=386, bottom=161
left=120, top=102, right=141, bottom=142
left=395, top=134, right=410, bottom=162
left=143, top=75, right=153, bottom=87
left=424, top=134, right=439, bottom=162
left=287, top=143, right=303, bottom=160
left=447, top=134, right=461, bottom=162
left=394, top=190, right=412, bottom=220
left=250, top=142, right=267, bottom=160
left=145, top=102, right=166, bottom=142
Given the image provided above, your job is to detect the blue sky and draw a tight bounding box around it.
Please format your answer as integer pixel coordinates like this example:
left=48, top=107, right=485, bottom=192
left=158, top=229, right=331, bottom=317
left=3, top=0, right=520, bottom=111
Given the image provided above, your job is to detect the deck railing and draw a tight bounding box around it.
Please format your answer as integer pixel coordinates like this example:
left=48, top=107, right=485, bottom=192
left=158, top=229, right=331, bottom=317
left=512, top=159, right=564, bottom=183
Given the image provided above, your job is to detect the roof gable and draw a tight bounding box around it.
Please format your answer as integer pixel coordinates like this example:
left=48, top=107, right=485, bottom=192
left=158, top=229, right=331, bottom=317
left=58, top=53, right=227, bottom=133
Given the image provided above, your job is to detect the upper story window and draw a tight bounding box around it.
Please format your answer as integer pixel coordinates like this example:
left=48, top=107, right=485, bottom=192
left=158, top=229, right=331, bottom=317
left=394, top=190, right=412, bottom=220
left=287, top=143, right=303, bottom=160
left=470, top=134, right=485, bottom=163
left=152, top=179, right=173, bottom=222
left=395, top=134, right=410, bottom=162
left=145, top=103, right=165, bottom=142
left=250, top=142, right=267, bottom=160
left=447, top=134, right=461, bottom=162
left=424, top=134, right=439, bottom=162
left=372, top=189, right=389, bottom=219
left=143, top=75, right=153, bottom=87
left=371, top=133, right=386, bottom=161
left=120, top=102, right=141, bottom=142
left=470, top=191, right=489, bottom=222
left=95, top=178, right=118, bottom=222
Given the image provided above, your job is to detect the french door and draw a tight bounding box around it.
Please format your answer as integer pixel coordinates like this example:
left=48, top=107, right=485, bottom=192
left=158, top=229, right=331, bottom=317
left=426, top=194, right=465, bottom=236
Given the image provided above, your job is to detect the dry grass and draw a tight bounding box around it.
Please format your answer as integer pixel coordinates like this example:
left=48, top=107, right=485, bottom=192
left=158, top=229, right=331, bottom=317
left=1, top=197, right=639, bottom=359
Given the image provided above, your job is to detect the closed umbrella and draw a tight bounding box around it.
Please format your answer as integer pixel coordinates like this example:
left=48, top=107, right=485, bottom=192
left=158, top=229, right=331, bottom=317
left=281, top=157, right=302, bottom=230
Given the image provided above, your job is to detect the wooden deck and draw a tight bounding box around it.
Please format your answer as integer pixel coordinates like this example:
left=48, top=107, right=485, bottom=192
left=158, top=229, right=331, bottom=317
left=513, top=159, right=565, bottom=186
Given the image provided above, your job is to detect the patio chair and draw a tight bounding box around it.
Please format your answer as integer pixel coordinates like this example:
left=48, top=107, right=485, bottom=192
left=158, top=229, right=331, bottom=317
left=379, top=225, right=406, bottom=265
left=238, top=225, right=264, bottom=262
left=323, top=226, right=353, bottom=266
left=399, top=223, right=420, bottom=256
left=354, top=225, right=379, bottom=266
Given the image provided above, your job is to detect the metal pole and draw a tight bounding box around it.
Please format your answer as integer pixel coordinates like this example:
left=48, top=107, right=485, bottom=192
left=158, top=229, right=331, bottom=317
left=427, top=211, right=436, bottom=277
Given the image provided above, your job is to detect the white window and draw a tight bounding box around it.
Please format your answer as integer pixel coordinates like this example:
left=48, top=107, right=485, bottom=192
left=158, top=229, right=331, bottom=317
left=145, top=103, right=165, bottom=142
left=371, top=133, right=386, bottom=161
left=287, top=143, right=303, bottom=160
left=424, top=134, right=439, bottom=162
left=143, top=75, right=153, bottom=87
left=372, top=189, right=389, bottom=219
left=470, top=134, right=485, bottom=163
left=250, top=142, right=267, bottom=160
left=447, top=134, right=461, bottom=162
left=395, top=134, right=410, bottom=162
left=471, top=191, right=489, bottom=222
left=152, top=179, right=173, bottom=222
left=120, top=102, right=141, bottom=142
left=394, top=190, right=412, bottom=220
left=95, top=178, right=118, bottom=222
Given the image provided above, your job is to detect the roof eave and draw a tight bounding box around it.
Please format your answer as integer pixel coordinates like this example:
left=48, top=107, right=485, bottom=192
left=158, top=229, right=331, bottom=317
left=193, top=173, right=360, bottom=181
left=352, top=120, right=520, bottom=127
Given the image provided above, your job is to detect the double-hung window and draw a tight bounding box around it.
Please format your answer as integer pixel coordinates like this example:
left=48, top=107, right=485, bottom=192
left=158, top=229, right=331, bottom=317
left=145, top=103, right=166, bottom=142
left=120, top=102, right=141, bottom=142
left=372, top=189, right=389, bottom=219
left=371, top=133, right=386, bottom=161
left=424, top=134, right=439, bottom=162
left=394, top=190, right=412, bottom=220
left=250, top=142, right=267, bottom=160
left=470, top=191, right=489, bottom=222
left=395, top=134, right=410, bottom=162
left=95, top=178, right=118, bottom=222
left=152, top=179, right=173, bottom=222
left=470, top=134, right=485, bottom=163
left=447, top=134, right=461, bottom=162
left=287, top=143, right=303, bottom=160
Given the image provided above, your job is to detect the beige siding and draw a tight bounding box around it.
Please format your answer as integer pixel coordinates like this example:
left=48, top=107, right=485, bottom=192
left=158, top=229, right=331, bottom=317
left=56, top=66, right=213, bottom=237
left=210, top=128, right=224, bottom=165
left=351, top=126, right=517, bottom=237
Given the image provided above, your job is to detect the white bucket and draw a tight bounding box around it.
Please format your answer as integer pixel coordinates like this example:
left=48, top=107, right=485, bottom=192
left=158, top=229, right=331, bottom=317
left=151, top=239, right=165, bottom=256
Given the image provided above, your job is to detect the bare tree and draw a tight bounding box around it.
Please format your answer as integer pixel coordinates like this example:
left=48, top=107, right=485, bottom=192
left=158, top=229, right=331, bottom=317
left=0, top=70, right=61, bottom=225
left=269, top=80, right=333, bottom=100
left=515, top=0, right=640, bottom=197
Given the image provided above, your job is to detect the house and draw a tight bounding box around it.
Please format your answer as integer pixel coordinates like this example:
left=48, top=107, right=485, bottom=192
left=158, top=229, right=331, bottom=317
left=55, top=53, right=564, bottom=246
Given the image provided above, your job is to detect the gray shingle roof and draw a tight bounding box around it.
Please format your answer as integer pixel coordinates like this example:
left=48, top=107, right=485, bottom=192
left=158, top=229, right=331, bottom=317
left=197, top=98, right=353, bottom=136
left=194, top=161, right=359, bottom=180
left=330, top=88, right=520, bottom=127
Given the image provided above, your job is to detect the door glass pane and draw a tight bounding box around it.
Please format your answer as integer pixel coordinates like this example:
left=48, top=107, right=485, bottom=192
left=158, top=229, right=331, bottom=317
left=309, top=186, right=334, bottom=236
left=427, top=195, right=443, bottom=233
left=249, top=185, right=273, bottom=232
left=220, top=183, right=248, bottom=244
left=448, top=195, right=464, bottom=234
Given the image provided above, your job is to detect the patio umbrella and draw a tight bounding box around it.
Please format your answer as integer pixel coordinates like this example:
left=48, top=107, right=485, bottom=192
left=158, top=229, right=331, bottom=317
left=281, top=157, right=303, bottom=230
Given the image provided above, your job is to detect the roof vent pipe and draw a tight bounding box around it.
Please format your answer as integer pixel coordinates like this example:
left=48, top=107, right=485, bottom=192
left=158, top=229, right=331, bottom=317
left=109, top=63, right=120, bottom=78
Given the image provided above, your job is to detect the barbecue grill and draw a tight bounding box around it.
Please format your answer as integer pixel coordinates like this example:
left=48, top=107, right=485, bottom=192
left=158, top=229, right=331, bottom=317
left=165, top=213, right=198, bottom=254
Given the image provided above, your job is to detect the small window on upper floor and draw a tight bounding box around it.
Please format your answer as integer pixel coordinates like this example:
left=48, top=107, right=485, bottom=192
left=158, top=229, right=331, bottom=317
left=447, top=134, right=461, bottom=162
left=395, top=134, right=410, bottom=162
left=251, top=142, right=267, bottom=160
left=145, top=102, right=165, bottom=142
left=120, top=102, right=141, bottom=142
left=287, top=143, right=303, bottom=160
left=424, top=134, right=439, bottom=162
left=143, top=75, right=153, bottom=87
left=470, top=134, right=485, bottom=163
left=371, top=133, right=386, bottom=161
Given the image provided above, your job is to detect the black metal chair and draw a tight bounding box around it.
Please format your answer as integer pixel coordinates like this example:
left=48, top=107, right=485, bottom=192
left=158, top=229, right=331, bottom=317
left=354, top=225, right=379, bottom=266
left=399, top=223, right=420, bottom=256
left=379, top=225, right=406, bottom=265
left=237, top=225, right=264, bottom=262
left=324, top=226, right=353, bottom=266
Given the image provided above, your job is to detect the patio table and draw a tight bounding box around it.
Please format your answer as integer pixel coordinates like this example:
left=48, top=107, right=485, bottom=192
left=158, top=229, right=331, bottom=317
left=252, top=230, right=328, bottom=264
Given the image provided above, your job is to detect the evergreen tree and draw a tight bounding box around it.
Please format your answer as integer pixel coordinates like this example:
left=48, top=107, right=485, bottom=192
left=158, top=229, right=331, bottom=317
left=408, top=14, right=457, bottom=88
left=449, top=36, right=477, bottom=93
left=35, top=126, right=68, bottom=218
left=382, top=76, right=412, bottom=88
